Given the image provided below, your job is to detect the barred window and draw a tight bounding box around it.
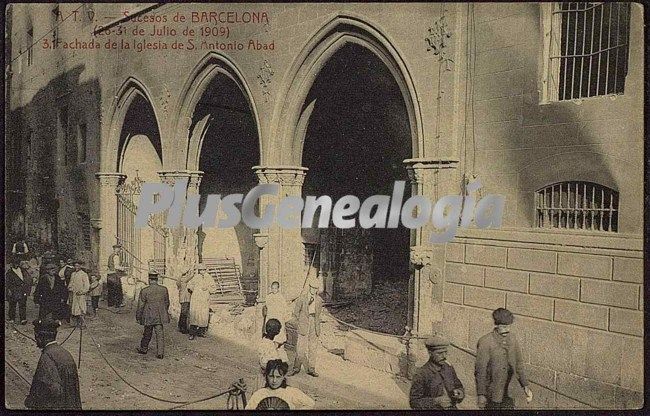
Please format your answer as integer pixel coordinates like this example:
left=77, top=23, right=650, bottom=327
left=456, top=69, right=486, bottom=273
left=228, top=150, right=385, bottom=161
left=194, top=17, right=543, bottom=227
left=535, top=182, right=618, bottom=232
left=542, top=2, right=631, bottom=102
left=78, top=212, right=92, bottom=250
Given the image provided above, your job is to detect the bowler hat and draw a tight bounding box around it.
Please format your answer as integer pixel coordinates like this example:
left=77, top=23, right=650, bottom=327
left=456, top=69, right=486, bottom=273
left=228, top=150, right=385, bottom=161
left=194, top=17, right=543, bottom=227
left=33, top=316, right=60, bottom=333
left=424, top=335, right=449, bottom=351
left=492, top=308, right=514, bottom=325
left=148, top=269, right=160, bottom=279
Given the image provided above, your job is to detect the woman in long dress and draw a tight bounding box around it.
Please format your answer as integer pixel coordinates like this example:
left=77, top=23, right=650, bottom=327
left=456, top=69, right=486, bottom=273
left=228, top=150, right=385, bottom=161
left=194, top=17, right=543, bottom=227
left=187, top=263, right=217, bottom=340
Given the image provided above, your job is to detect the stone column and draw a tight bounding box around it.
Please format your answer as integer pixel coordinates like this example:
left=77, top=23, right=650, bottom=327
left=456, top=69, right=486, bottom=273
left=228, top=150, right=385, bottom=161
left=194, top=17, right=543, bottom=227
left=404, top=158, right=460, bottom=336
left=157, top=170, right=203, bottom=291
left=254, top=166, right=308, bottom=301
left=95, top=172, right=126, bottom=279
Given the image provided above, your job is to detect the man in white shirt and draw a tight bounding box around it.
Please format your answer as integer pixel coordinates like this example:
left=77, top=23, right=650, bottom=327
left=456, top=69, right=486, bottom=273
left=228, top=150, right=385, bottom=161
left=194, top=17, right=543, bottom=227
left=291, top=277, right=323, bottom=377
left=263, top=281, right=289, bottom=344
left=5, top=257, right=32, bottom=324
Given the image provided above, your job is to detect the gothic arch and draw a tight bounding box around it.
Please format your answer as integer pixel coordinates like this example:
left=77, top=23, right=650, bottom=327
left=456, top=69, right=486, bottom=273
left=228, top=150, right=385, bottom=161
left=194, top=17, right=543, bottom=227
left=271, top=14, right=424, bottom=165
left=171, top=52, right=263, bottom=170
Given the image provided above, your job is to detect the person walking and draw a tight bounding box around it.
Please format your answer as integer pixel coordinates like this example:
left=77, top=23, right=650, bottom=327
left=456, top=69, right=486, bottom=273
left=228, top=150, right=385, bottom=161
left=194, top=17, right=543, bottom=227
left=290, top=276, right=322, bottom=377
left=87, top=273, right=103, bottom=318
left=106, top=244, right=127, bottom=308
left=67, top=260, right=90, bottom=328
left=409, top=335, right=465, bottom=410
left=24, top=316, right=82, bottom=410
left=187, top=263, right=217, bottom=340
left=136, top=270, right=170, bottom=359
left=176, top=265, right=194, bottom=334
left=5, top=257, right=32, bottom=324
left=475, top=307, right=533, bottom=410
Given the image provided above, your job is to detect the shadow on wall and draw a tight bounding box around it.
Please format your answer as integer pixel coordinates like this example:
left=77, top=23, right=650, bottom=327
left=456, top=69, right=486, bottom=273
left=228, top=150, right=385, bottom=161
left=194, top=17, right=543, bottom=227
left=6, top=64, right=102, bottom=259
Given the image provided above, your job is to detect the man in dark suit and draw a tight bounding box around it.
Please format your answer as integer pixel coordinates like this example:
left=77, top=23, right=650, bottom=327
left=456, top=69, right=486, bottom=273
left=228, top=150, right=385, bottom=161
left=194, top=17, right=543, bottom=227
left=136, top=270, right=170, bottom=359
left=34, top=255, right=61, bottom=319
left=24, top=316, right=82, bottom=410
left=291, top=276, right=322, bottom=377
left=5, top=257, right=33, bottom=324
left=475, top=308, right=533, bottom=409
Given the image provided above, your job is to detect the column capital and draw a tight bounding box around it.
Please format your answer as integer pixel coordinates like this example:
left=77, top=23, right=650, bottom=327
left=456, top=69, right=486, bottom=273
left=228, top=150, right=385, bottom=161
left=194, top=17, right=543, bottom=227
left=157, top=170, right=203, bottom=186
left=95, top=172, right=126, bottom=187
left=253, top=232, right=269, bottom=249
left=253, top=165, right=308, bottom=186
left=404, top=158, right=459, bottom=184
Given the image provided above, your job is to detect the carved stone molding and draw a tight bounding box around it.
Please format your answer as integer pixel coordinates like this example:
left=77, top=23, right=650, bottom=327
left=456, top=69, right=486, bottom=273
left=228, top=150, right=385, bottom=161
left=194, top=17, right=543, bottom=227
left=409, top=245, right=432, bottom=270
left=404, top=157, right=460, bottom=185
left=96, top=172, right=126, bottom=188
left=253, top=233, right=269, bottom=249
left=257, top=60, right=274, bottom=103
left=253, top=166, right=308, bottom=187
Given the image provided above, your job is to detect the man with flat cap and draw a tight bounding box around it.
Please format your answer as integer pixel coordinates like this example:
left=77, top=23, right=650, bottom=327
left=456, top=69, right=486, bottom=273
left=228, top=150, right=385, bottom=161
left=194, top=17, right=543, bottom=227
left=33, top=253, right=61, bottom=319
left=107, top=243, right=127, bottom=308
left=409, top=335, right=465, bottom=409
left=136, top=270, right=170, bottom=359
left=475, top=307, right=533, bottom=409
left=291, top=276, right=322, bottom=377
left=24, top=316, right=82, bottom=410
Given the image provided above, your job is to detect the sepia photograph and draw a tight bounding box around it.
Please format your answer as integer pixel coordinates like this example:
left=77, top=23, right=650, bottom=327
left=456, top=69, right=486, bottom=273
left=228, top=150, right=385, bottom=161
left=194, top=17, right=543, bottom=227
left=4, top=1, right=645, bottom=411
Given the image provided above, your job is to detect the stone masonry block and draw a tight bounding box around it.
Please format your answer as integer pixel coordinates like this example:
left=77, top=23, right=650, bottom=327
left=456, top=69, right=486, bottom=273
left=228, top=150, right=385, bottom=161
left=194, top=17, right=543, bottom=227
left=444, top=283, right=463, bottom=305
left=529, top=273, right=580, bottom=300
left=467, top=307, right=494, bottom=349
left=484, top=267, right=528, bottom=293
left=581, top=280, right=639, bottom=309
left=556, top=371, right=643, bottom=409
left=554, top=300, right=609, bottom=330
left=463, top=287, right=505, bottom=310
left=558, top=253, right=612, bottom=280
left=443, top=304, right=470, bottom=349
left=506, top=292, right=554, bottom=320
left=609, top=308, right=644, bottom=337
left=445, top=263, right=484, bottom=287
left=507, top=248, right=556, bottom=273
left=612, top=257, right=643, bottom=283
left=445, top=242, right=464, bottom=263
left=465, top=244, right=507, bottom=267
left=528, top=320, right=573, bottom=370
left=569, top=328, right=624, bottom=386
left=620, top=337, right=643, bottom=392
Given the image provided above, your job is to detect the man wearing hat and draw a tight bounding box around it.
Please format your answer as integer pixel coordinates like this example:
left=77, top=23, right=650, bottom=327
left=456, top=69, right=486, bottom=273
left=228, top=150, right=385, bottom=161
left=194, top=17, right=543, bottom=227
left=5, top=256, right=32, bottom=324
left=106, top=243, right=127, bottom=308
left=290, top=276, right=323, bottom=377
left=33, top=254, right=61, bottom=319
left=58, top=258, right=75, bottom=323
left=24, top=316, right=82, bottom=410
left=475, top=308, right=533, bottom=409
left=409, top=335, right=465, bottom=409
left=136, top=270, right=170, bottom=359
left=67, top=260, right=90, bottom=328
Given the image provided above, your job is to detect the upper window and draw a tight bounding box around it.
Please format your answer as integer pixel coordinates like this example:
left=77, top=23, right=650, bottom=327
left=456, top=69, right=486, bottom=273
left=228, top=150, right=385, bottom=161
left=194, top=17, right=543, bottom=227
left=542, top=2, right=631, bottom=102
left=535, top=181, right=618, bottom=232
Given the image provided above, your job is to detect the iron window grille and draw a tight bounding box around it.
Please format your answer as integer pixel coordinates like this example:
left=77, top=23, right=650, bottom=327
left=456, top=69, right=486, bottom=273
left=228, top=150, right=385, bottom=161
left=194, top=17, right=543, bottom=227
left=542, top=2, right=630, bottom=102
left=535, top=181, right=618, bottom=232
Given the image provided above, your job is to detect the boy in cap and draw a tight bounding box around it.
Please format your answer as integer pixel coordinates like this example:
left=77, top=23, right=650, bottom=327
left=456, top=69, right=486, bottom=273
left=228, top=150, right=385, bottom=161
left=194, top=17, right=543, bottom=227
left=136, top=270, right=170, bottom=359
left=409, top=335, right=465, bottom=409
left=24, top=316, right=82, bottom=410
left=291, top=276, right=322, bottom=377
left=475, top=307, right=533, bottom=409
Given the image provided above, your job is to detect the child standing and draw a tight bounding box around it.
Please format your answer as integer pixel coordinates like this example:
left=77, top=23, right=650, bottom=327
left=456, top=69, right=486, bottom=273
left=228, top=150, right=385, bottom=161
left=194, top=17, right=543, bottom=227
left=264, top=281, right=290, bottom=345
left=87, top=273, right=103, bottom=318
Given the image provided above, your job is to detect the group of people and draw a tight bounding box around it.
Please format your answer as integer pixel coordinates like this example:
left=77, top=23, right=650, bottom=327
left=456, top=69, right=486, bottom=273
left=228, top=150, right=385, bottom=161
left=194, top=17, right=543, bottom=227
left=409, top=307, right=533, bottom=410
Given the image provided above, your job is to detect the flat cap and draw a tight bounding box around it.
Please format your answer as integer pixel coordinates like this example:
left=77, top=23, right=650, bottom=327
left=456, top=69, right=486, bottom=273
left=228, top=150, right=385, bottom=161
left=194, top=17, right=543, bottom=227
left=33, top=316, right=61, bottom=332
left=492, top=307, right=514, bottom=325
left=424, top=335, right=449, bottom=350
left=148, top=269, right=160, bottom=278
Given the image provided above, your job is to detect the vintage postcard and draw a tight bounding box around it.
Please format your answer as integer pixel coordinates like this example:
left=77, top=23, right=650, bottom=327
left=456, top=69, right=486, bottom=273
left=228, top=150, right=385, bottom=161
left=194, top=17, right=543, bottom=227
left=4, top=2, right=644, bottom=411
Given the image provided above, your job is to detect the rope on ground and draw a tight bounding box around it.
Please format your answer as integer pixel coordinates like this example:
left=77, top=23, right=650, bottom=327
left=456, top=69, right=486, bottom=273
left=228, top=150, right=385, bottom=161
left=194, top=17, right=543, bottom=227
left=84, top=327, right=241, bottom=407
left=10, top=321, right=78, bottom=345
left=5, top=357, right=32, bottom=387
left=168, top=386, right=241, bottom=410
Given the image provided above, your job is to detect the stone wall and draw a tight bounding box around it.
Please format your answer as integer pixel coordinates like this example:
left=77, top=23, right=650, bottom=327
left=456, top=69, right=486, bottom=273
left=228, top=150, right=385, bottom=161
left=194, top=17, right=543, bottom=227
left=442, top=228, right=643, bottom=409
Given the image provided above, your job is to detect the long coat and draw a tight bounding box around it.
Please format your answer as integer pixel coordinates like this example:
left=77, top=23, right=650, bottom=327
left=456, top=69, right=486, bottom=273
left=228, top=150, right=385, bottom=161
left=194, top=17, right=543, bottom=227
left=5, top=266, right=32, bottom=301
left=292, top=292, right=323, bottom=337
left=187, top=272, right=217, bottom=327
left=136, top=282, right=170, bottom=326
left=410, top=360, right=465, bottom=409
left=67, top=270, right=90, bottom=316
left=24, top=342, right=82, bottom=410
left=475, top=329, right=529, bottom=403
left=34, top=271, right=60, bottom=315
